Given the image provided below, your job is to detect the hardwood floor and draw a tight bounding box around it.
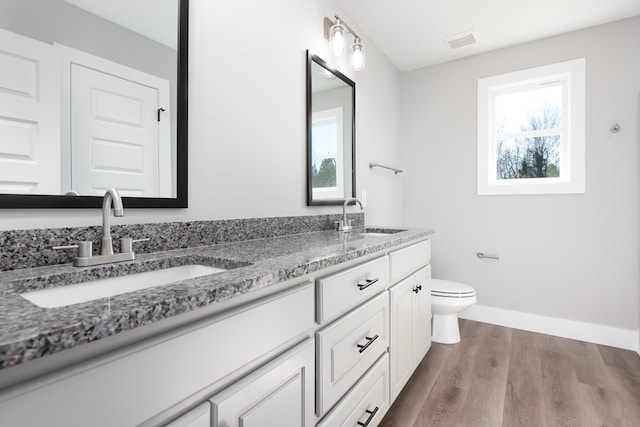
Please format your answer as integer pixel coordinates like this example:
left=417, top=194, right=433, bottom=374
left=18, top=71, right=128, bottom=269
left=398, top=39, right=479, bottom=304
left=380, top=320, right=640, bottom=427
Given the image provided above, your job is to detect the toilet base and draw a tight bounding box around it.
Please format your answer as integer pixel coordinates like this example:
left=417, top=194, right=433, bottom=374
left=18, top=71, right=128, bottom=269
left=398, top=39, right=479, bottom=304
left=431, top=313, right=461, bottom=344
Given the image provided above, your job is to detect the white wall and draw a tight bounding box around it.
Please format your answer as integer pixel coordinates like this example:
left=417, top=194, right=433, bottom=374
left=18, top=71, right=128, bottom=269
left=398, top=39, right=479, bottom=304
left=0, top=0, right=403, bottom=230
left=401, top=17, right=640, bottom=340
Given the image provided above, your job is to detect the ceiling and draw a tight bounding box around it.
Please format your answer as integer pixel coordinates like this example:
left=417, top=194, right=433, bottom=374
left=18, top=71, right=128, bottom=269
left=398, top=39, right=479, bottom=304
left=335, top=0, right=640, bottom=72
left=63, top=0, right=177, bottom=49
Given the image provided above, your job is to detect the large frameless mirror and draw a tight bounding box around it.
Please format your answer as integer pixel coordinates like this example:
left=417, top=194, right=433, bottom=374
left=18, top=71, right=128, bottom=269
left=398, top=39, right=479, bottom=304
left=307, top=51, right=355, bottom=206
left=0, top=0, right=188, bottom=208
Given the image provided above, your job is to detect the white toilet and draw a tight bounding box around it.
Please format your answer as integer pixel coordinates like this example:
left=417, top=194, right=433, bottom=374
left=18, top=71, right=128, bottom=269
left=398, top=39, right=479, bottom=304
left=430, top=279, right=477, bottom=344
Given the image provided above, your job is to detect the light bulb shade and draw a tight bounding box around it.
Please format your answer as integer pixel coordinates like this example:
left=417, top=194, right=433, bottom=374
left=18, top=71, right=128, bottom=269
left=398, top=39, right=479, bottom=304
left=351, top=38, right=365, bottom=70
left=330, top=21, right=345, bottom=55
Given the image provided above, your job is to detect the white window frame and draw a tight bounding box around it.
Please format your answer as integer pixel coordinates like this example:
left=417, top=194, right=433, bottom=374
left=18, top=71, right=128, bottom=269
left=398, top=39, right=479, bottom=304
left=477, top=58, right=585, bottom=195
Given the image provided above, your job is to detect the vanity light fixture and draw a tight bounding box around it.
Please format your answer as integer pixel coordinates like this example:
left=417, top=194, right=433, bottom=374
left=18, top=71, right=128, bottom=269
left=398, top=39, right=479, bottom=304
left=351, top=37, right=365, bottom=71
left=328, top=17, right=346, bottom=55
left=324, top=15, right=366, bottom=71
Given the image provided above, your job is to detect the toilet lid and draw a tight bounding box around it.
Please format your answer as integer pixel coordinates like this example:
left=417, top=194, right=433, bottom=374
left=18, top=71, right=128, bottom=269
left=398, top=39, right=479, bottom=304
left=431, top=279, right=475, bottom=297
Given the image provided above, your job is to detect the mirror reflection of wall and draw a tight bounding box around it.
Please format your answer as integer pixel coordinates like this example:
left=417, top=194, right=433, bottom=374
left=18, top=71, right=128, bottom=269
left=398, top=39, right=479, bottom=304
left=307, top=53, right=355, bottom=205
left=0, top=0, right=178, bottom=198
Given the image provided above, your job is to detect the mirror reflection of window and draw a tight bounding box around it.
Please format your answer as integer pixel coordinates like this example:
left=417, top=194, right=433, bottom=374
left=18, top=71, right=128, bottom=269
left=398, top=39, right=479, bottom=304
left=311, top=107, right=344, bottom=199
left=307, top=53, right=355, bottom=205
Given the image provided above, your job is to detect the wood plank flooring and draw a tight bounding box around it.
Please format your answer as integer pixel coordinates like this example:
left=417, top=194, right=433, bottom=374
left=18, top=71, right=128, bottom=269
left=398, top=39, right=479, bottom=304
left=380, top=320, right=640, bottom=427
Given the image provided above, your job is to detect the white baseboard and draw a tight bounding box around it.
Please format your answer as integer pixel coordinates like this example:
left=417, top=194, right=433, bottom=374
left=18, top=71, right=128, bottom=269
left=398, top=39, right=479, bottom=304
left=459, top=304, right=640, bottom=352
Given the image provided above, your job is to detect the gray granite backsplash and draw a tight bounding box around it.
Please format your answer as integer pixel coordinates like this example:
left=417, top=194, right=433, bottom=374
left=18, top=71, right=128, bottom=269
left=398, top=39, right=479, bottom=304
left=0, top=213, right=364, bottom=271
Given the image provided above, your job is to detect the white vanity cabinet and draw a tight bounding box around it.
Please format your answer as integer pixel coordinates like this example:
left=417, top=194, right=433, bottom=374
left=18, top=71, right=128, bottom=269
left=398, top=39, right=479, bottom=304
left=0, top=235, right=433, bottom=427
left=210, top=339, right=315, bottom=427
left=314, top=240, right=431, bottom=425
left=389, top=265, right=432, bottom=402
left=0, top=284, right=315, bottom=427
left=314, top=255, right=390, bottom=419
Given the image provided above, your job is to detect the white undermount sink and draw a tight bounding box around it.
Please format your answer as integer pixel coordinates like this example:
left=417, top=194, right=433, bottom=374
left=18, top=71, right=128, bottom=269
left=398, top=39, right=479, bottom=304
left=20, top=264, right=225, bottom=308
left=360, top=228, right=407, bottom=237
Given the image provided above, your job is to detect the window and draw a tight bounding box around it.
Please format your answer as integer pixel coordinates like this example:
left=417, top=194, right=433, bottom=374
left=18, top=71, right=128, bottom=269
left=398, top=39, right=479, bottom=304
left=477, top=58, right=585, bottom=195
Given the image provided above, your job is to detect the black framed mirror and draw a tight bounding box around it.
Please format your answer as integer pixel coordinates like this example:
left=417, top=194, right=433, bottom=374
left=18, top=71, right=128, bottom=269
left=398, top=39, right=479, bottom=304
left=0, top=0, right=188, bottom=208
left=307, top=51, right=356, bottom=206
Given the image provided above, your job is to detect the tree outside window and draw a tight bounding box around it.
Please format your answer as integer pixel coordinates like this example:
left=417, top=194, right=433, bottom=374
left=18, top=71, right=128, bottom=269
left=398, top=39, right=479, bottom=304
left=495, top=84, right=562, bottom=180
left=312, top=158, right=337, bottom=187
left=311, top=107, right=344, bottom=199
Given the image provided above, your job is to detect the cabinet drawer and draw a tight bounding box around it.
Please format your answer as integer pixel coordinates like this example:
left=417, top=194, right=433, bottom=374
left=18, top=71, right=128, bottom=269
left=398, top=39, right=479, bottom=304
left=317, top=353, right=390, bottom=427
left=389, top=240, right=430, bottom=283
left=316, top=292, right=389, bottom=417
left=317, top=255, right=389, bottom=323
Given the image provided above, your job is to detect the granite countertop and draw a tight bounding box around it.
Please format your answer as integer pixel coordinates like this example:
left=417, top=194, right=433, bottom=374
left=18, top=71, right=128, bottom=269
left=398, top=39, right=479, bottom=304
left=0, top=227, right=432, bottom=371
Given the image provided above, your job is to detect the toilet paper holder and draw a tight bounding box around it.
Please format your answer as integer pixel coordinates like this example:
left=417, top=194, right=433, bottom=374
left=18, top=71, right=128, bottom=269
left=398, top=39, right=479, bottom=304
left=477, top=252, right=499, bottom=260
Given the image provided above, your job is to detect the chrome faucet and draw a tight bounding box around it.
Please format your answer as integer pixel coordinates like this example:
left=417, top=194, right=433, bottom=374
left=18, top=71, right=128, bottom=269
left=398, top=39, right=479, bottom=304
left=101, top=188, right=124, bottom=255
left=53, top=188, right=146, bottom=267
left=337, top=197, right=363, bottom=231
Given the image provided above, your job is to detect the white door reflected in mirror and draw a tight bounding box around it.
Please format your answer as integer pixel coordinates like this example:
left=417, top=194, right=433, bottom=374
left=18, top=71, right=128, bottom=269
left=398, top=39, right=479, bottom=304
left=70, top=62, right=170, bottom=197
left=0, top=0, right=181, bottom=202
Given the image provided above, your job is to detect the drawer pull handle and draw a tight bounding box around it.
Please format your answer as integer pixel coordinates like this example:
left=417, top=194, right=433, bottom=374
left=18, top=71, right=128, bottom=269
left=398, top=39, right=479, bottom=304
left=413, top=285, right=422, bottom=294
left=357, top=278, right=379, bottom=290
left=357, top=335, right=379, bottom=353
left=357, top=406, right=379, bottom=426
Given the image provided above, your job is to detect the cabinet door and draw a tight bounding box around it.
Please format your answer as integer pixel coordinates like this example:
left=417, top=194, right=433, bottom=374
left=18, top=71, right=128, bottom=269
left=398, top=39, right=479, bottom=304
left=389, top=276, right=416, bottom=402
left=165, top=402, right=210, bottom=427
left=210, top=339, right=314, bottom=427
left=414, top=265, right=432, bottom=362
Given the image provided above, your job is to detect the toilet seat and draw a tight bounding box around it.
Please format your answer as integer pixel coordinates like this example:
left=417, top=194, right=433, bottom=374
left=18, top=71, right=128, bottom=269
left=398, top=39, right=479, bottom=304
left=431, top=279, right=476, bottom=298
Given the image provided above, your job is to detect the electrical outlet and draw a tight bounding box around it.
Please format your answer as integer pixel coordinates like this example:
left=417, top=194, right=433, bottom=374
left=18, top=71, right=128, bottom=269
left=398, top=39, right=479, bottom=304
left=361, top=190, right=367, bottom=207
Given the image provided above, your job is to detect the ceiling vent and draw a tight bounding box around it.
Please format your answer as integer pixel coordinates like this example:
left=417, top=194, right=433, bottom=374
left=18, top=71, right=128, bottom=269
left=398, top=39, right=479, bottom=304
left=444, top=30, right=477, bottom=50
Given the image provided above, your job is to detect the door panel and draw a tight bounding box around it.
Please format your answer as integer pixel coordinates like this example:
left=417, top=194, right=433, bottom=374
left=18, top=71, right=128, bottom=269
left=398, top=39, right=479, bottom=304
left=240, top=375, right=303, bottom=427
left=210, top=339, right=315, bottom=427
left=165, top=402, right=210, bottom=427
left=71, top=64, right=159, bottom=196
left=415, top=266, right=432, bottom=361
left=389, top=276, right=415, bottom=401
left=0, top=28, right=59, bottom=194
